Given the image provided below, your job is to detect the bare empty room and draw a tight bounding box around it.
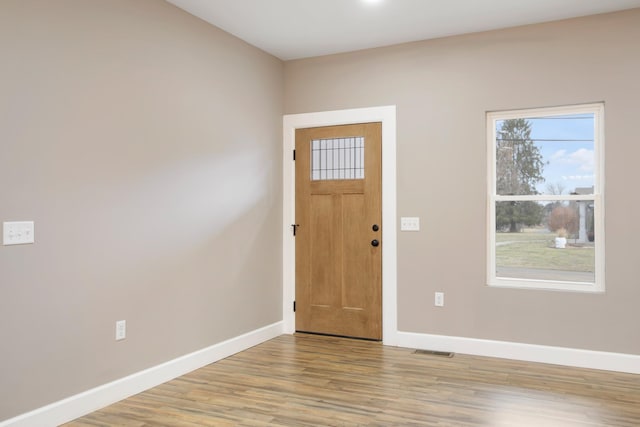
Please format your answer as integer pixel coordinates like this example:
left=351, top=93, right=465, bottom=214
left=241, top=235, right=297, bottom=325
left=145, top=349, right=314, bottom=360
left=1, top=1, right=640, bottom=426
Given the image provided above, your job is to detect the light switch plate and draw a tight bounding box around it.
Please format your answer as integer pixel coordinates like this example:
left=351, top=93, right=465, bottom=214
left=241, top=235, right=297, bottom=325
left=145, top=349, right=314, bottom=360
left=400, top=217, right=420, bottom=231
left=3, top=221, right=35, bottom=245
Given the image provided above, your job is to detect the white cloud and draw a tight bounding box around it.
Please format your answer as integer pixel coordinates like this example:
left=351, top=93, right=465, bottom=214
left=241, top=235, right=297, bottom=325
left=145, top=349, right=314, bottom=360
left=552, top=148, right=594, bottom=172
left=568, top=148, right=594, bottom=172
left=562, top=174, right=594, bottom=181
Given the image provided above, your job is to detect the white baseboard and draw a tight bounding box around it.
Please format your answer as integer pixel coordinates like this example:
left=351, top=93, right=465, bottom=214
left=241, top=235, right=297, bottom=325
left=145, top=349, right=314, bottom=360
left=5, top=325, right=636, bottom=427
left=1, top=322, right=284, bottom=427
left=396, top=331, right=640, bottom=374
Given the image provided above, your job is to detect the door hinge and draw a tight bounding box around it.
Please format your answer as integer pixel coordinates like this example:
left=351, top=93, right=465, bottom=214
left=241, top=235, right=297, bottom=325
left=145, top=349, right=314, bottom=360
left=293, top=149, right=296, bottom=161
left=291, top=224, right=300, bottom=236
left=293, top=301, right=296, bottom=312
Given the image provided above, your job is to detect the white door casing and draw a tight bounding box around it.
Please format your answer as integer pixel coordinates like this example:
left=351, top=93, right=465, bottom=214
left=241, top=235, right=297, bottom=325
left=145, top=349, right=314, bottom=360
left=282, top=105, right=398, bottom=345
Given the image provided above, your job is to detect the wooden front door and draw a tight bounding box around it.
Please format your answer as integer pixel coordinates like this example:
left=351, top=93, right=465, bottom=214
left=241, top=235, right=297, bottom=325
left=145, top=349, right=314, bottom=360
left=295, top=122, right=382, bottom=340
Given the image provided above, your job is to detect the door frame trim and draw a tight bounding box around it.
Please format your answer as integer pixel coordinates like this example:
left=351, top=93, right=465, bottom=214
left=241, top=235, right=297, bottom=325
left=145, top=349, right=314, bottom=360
left=282, top=105, right=398, bottom=345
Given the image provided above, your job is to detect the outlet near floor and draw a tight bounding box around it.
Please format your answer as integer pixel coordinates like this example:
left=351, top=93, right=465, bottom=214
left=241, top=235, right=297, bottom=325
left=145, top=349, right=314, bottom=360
left=434, top=292, right=444, bottom=307
left=115, top=320, right=126, bottom=340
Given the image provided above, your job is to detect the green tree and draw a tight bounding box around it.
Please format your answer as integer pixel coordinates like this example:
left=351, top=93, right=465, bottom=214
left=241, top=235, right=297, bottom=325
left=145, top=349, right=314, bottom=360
left=496, top=201, right=544, bottom=232
left=495, top=118, right=545, bottom=232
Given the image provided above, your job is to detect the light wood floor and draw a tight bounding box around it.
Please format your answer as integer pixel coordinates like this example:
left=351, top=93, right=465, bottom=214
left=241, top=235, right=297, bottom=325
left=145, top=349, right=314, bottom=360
left=66, top=333, right=640, bottom=426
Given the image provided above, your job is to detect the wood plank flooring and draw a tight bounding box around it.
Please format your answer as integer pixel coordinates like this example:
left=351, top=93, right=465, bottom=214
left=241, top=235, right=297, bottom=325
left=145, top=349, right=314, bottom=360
left=66, top=333, right=640, bottom=426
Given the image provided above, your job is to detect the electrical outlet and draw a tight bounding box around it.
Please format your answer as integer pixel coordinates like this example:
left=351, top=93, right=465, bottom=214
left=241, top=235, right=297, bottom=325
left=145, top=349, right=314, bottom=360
left=434, top=292, right=444, bottom=307
left=115, top=320, right=126, bottom=341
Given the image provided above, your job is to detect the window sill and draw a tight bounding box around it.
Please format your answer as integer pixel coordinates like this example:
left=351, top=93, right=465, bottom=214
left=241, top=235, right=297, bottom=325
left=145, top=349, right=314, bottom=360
left=488, top=277, right=604, bottom=293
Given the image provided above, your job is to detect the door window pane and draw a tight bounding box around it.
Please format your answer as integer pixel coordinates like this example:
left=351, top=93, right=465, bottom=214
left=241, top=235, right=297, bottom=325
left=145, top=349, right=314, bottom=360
left=311, top=136, right=364, bottom=180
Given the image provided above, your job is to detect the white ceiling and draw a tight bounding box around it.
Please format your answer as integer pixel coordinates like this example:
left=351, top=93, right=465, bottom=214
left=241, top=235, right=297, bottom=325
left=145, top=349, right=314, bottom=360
left=166, top=0, right=640, bottom=60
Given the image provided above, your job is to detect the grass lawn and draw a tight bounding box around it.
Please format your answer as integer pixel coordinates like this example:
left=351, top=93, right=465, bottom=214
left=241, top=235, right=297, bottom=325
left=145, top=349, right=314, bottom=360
left=496, top=230, right=594, bottom=272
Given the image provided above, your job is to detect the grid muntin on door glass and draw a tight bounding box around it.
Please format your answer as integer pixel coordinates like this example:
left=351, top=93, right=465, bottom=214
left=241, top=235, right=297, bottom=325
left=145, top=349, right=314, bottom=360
left=311, top=136, right=364, bottom=180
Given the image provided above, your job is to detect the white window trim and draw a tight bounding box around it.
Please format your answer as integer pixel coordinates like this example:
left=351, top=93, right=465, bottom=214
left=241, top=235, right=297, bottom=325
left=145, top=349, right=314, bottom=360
left=486, top=103, right=605, bottom=293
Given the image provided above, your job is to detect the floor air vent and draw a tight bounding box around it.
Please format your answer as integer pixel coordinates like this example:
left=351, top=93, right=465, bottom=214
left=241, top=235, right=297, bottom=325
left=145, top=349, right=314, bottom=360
left=413, top=349, right=454, bottom=358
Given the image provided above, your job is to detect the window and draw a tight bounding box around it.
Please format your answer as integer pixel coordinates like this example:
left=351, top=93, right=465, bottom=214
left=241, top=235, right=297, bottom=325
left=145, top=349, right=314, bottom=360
left=311, top=136, right=365, bottom=180
left=487, top=104, right=604, bottom=292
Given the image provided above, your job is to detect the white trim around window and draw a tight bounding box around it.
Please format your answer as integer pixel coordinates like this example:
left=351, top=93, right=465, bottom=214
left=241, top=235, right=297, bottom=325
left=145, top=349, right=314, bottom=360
left=487, top=103, right=605, bottom=292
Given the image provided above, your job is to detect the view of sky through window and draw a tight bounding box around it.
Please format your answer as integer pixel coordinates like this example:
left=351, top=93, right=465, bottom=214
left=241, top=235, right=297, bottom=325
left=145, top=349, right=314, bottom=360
left=496, top=114, right=595, bottom=195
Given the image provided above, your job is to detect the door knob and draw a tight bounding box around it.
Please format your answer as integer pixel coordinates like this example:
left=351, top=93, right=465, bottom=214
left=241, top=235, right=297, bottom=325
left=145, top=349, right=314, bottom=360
left=371, top=239, right=379, bottom=247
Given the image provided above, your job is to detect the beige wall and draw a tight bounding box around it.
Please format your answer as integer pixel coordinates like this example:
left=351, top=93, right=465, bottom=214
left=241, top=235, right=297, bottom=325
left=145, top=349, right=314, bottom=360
left=285, top=10, right=640, bottom=354
left=0, top=0, right=283, bottom=420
